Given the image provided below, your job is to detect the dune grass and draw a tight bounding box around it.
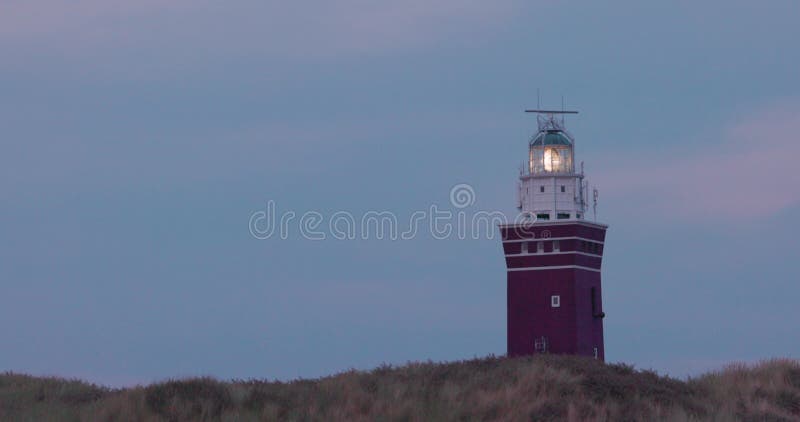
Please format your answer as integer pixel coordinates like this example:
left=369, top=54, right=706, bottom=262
left=2, top=355, right=799, bottom=421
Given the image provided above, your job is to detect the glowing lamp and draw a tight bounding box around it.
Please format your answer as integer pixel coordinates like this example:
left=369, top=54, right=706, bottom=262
left=543, top=148, right=561, bottom=172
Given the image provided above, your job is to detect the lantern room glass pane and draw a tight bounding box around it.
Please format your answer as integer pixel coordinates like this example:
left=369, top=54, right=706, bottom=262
left=529, top=145, right=574, bottom=174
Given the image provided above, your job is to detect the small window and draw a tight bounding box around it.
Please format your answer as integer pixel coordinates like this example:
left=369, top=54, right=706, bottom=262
left=537, top=241, right=544, bottom=253
left=539, top=186, right=545, bottom=193
left=593, top=347, right=599, bottom=359
left=551, top=295, right=560, bottom=308
left=553, top=240, right=560, bottom=252
left=576, top=213, right=582, bottom=219
left=520, top=242, right=528, bottom=254
left=557, top=213, right=570, bottom=219
left=560, top=185, right=565, bottom=193
left=536, top=213, right=550, bottom=221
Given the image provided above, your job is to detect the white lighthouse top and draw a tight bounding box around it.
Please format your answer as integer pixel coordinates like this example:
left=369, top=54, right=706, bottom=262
left=517, top=110, right=597, bottom=222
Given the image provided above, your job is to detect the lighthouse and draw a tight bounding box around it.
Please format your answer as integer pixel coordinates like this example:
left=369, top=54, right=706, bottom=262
left=499, top=109, right=608, bottom=360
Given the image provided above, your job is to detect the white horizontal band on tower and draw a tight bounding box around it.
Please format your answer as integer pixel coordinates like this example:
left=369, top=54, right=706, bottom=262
left=501, top=236, right=604, bottom=245
left=505, top=251, right=603, bottom=258
left=507, top=265, right=601, bottom=273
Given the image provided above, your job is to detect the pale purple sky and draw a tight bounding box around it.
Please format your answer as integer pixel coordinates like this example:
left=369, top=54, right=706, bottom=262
left=1, top=1, right=799, bottom=386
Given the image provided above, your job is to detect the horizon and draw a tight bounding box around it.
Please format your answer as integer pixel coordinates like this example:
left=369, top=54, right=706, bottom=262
left=1, top=1, right=799, bottom=388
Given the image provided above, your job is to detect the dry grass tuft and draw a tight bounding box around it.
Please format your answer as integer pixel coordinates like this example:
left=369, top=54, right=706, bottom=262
left=689, top=358, right=800, bottom=421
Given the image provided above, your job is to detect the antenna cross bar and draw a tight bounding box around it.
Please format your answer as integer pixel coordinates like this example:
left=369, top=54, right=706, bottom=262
left=525, top=109, right=579, bottom=114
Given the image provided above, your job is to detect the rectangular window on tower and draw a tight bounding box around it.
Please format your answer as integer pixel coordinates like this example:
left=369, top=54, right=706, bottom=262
left=557, top=213, right=570, bottom=219
left=537, top=241, right=544, bottom=253
left=536, top=213, right=550, bottom=220
left=560, top=185, right=565, bottom=193
left=539, top=186, right=545, bottom=193
left=553, top=240, right=560, bottom=252
left=520, top=242, right=528, bottom=254
left=551, top=295, right=560, bottom=308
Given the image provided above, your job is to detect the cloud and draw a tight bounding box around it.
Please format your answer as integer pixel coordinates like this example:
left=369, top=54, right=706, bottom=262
left=0, top=1, right=520, bottom=61
left=0, top=118, right=375, bottom=199
left=595, top=101, right=800, bottom=222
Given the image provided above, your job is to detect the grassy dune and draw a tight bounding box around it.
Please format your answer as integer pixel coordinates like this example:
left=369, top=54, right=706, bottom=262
left=2, top=355, right=800, bottom=421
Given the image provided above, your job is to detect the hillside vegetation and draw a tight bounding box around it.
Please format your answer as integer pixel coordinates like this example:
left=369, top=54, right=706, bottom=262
left=2, top=355, right=800, bottom=421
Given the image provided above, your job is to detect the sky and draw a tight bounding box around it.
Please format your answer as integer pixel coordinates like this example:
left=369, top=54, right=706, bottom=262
left=1, top=1, right=799, bottom=387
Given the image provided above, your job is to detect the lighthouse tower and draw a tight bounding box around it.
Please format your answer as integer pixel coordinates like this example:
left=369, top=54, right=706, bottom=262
left=500, top=109, right=608, bottom=360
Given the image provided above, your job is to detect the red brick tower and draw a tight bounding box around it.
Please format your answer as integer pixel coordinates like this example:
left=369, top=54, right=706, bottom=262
left=500, top=110, right=607, bottom=360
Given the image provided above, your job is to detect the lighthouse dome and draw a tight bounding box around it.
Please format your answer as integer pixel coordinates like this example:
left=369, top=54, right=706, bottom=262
left=529, top=130, right=572, bottom=147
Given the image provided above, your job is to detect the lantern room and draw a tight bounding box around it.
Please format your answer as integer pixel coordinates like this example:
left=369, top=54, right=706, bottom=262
left=528, top=129, right=575, bottom=174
